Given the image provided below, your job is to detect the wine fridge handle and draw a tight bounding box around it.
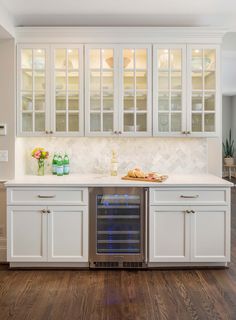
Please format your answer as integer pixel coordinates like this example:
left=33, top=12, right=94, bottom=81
left=144, top=188, right=148, bottom=264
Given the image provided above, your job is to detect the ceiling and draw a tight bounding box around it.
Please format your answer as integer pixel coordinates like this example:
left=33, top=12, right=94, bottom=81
left=1, top=0, right=236, bottom=27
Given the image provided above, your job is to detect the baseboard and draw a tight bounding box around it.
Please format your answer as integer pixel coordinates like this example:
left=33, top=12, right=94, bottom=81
left=0, top=236, right=7, bottom=262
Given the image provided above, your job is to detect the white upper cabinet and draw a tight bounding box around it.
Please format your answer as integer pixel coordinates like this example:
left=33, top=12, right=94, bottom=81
left=17, top=44, right=50, bottom=136
left=119, top=45, right=152, bottom=136
left=85, top=44, right=152, bottom=136
left=153, top=45, right=186, bottom=136
left=17, top=44, right=84, bottom=136
left=187, top=45, right=219, bottom=137
left=51, top=45, right=84, bottom=135
left=85, top=45, right=118, bottom=136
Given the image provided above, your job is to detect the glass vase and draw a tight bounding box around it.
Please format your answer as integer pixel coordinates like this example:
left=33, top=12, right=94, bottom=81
left=38, top=159, right=45, bottom=176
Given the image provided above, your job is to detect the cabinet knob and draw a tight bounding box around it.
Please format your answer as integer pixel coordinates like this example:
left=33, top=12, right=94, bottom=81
left=185, top=210, right=191, bottom=214
left=41, top=209, right=47, bottom=213
left=45, top=131, right=49, bottom=134
left=114, top=131, right=118, bottom=134
left=47, top=210, right=51, bottom=214
left=187, top=131, right=191, bottom=135
left=50, top=131, right=53, bottom=134
left=191, top=210, right=196, bottom=214
left=118, top=131, right=122, bottom=135
left=182, top=131, right=186, bottom=134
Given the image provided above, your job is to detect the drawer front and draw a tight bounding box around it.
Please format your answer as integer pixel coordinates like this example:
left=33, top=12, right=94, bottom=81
left=7, top=188, right=88, bottom=205
left=150, top=188, right=228, bottom=205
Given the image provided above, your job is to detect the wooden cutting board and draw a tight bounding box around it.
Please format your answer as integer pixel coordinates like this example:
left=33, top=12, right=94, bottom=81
left=121, top=175, right=168, bottom=183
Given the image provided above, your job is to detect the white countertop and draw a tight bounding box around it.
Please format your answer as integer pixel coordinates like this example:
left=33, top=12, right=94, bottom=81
left=4, top=174, right=233, bottom=187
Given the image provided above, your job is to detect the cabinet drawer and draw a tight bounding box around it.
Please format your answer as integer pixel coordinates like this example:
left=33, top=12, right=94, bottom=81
left=150, top=188, right=228, bottom=205
left=7, top=188, right=88, bottom=205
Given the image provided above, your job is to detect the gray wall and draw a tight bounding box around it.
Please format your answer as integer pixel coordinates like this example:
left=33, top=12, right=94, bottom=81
left=0, top=39, right=15, bottom=261
left=0, top=39, right=15, bottom=180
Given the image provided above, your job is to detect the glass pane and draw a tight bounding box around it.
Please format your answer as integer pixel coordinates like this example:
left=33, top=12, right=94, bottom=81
left=171, top=71, right=181, bottom=90
left=90, top=49, right=100, bottom=69
left=192, top=71, right=203, bottom=90
left=158, top=92, right=169, bottom=111
left=103, top=113, right=113, bottom=132
left=124, top=114, right=134, bottom=132
left=22, top=93, right=33, bottom=111
left=69, top=113, right=79, bottom=131
left=68, top=93, right=79, bottom=111
left=204, top=71, right=215, bottom=90
left=35, top=93, right=45, bottom=111
left=22, top=70, right=32, bottom=91
left=171, top=49, right=181, bottom=71
left=192, top=49, right=203, bottom=71
left=158, top=49, right=169, bottom=70
left=123, top=49, right=134, bottom=69
left=158, top=71, right=169, bottom=90
left=68, top=71, right=79, bottom=91
left=55, top=49, right=66, bottom=69
left=56, top=92, right=66, bottom=111
left=22, top=113, right=33, bottom=132
left=136, top=114, right=147, bottom=132
left=171, top=113, right=181, bottom=132
left=90, top=113, right=101, bottom=132
left=192, top=113, right=202, bottom=132
left=136, top=71, right=147, bottom=90
left=90, top=92, right=101, bottom=111
left=35, top=70, right=45, bottom=91
left=204, top=113, right=215, bottom=132
left=204, top=49, right=215, bottom=71
left=136, top=91, right=147, bottom=111
left=56, top=71, right=66, bottom=91
left=68, top=49, right=79, bottom=69
left=205, top=92, right=215, bottom=111
left=158, top=113, right=169, bottom=132
left=103, top=92, right=113, bottom=111
left=124, top=71, right=134, bottom=90
left=124, top=92, right=134, bottom=111
left=136, top=49, right=147, bottom=69
left=102, top=49, right=114, bottom=69
left=21, top=49, right=32, bottom=69
left=34, top=49, right=45, bottom=70
left=35, top=113, right=45, bottom=132
left=171, top=93, right=182, bottom=111
left=56, top=113, right=66, bottom=132
left=192, top=92, right=203, bottom=111
left=90, top=71, right=100, bottom=92
left=102, top=71, right=113, bottom=91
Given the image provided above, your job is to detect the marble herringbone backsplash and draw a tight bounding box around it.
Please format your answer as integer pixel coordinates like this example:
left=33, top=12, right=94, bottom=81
left=15, top=137, right=207, bottom=176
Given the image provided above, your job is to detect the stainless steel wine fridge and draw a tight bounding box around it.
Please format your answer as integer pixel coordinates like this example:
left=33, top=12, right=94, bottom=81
left=89, top=187, right=148, bottom=268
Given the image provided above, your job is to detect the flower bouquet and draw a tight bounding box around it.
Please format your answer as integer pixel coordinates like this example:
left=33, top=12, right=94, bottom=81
left=32, top=148, right=49, bottom=176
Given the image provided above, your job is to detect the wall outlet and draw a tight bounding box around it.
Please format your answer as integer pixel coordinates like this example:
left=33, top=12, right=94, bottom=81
left=0, top=150, right=8, bottom=162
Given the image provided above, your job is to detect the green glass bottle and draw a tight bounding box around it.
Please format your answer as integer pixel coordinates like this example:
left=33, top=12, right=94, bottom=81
left=63, top=153, right=70, bottom=175
left=56, top=154, right=64, bottom=176
left=52, top=153, right=58, bottom=175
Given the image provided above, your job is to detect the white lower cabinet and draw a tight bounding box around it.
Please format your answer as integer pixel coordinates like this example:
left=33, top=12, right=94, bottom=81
left=7, top=206, right=48, bottom=262
left=7, top=205, right=88, bottom=263
left=149, top=205, right=230, bottom=263
left=48, top=206, right=88, bottom=262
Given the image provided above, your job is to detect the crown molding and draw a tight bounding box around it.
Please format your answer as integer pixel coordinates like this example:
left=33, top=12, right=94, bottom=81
left=15, top=26, right=228, bottom=44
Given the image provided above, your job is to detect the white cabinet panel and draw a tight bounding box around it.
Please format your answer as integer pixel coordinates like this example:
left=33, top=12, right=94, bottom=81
left=191, top=207, right=230, bottom=262
left=149, top=206, right=190, bottom=262
left=48, top=206, right=88, bottom=262
left=7, top=206, right=47, bottom=262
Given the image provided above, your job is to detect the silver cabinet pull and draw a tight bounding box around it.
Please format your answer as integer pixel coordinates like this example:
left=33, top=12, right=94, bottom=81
left=38, top=195, right=56, bottom=199
left=41, top=209, right=47, bottom=213
left=186, top=131, right=191, bottom=134
left=144, top=188, right=148, bottom=264
left=182, top=131, right=186, bottom=134
left=47, top=210, right=51, bottom=213
left=118, top=131, right=122, bottom=134
left=114, top=131, right=118, bottom=134
left=191, top=210, right=196, bottom=214
left=180, top=195, right=199, bottom=199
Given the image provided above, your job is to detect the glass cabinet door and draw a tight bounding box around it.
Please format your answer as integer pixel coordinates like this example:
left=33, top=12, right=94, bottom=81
left=18, top=46, right=49, bottom=134
left=190, top=46, right=217, bottom=135
left=120, top=46, right=151, bottom=135
left=153, top=45, right=186, bottom=135
left=85, top=46, right=117, bottom=135
left=52, top=46, right=83, bottom=135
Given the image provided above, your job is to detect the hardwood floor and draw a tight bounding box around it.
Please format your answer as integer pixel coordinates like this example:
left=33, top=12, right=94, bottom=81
left=1, top=189, right=236, bottom=320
